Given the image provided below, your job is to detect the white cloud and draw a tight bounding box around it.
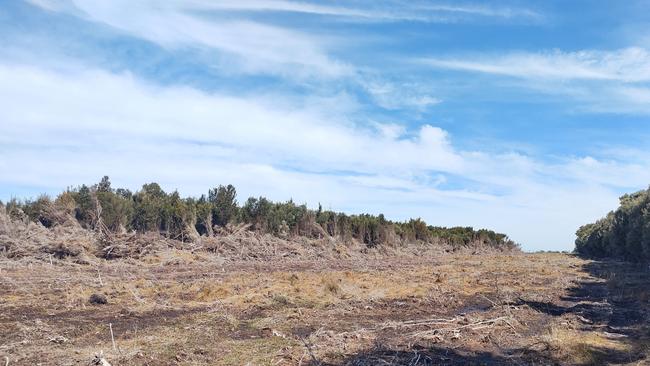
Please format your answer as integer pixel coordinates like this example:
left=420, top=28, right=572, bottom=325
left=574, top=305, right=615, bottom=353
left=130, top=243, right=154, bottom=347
left=372, top=122, right=406, bottom=140
left=1, top=62, right=649, bottom=251
left=418, top=4, right=542, bottom=21
left=181, top=0, right=380, bottom=18
left=33, top=0, right=543, bottom=23
left=189, top=1, right=543, bottom=22
left=557, top=156, right=650, bottom=188
left=617, top=86, right=650, bottom=104
left=423, top=47, right=650, bottom=114
left=26, top=0, right=543, bottom=79
left=361, top=79, right=442, bottom=111
left=425, top=47, right=650, bottom=82
left=0, top=62, right=462, bottom=181
left=28, top=0, right=351, bottom=78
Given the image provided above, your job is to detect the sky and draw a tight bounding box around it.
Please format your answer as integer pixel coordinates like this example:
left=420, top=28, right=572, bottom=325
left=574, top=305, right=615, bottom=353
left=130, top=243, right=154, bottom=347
left=1, top=1, right=650, bottom=251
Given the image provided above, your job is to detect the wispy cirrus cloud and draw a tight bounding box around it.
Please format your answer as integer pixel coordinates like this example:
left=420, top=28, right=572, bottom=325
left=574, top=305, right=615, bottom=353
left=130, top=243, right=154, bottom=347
left=185, top=1, right=544, bottom=22
left=361, top=79, right=442, bottom=111
left=416, top=3, right=542, bottom=21
left=424, top=47, right=650, bottom=82
left=26, top=0, right=544, bottom=79
left=423, top=47, right=650, bottom=113
left=28, top=0, right=351, bottom=78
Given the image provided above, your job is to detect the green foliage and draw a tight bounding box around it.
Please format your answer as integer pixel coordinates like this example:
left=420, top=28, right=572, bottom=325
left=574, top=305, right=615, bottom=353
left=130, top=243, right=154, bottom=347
left=10, top=176, right=517, bottom=251
left=72, top=184, right=96, bottom=228
left=22, top=194, right=54, bottom=227
left=240, top=197, right=302, bottom=235
left=5, top=198, right=25, bottom=221
left=397, top=218, right=430, bottom=242
left=54, top=191, right=77, bottom=215
left=209, top=184, right=238, bottom=227
left=317, top=209, right=339, bottom=237
left=94, top=177, right=133, bottom=231
left=97, top=175, right=112, bottom=192
left=349, top=214, right=386, bottom=247
left=131, top=182, right=170, bottom=232
left=575, top=187, right=650, bottom=261
left=163, top=191, right=196, bottom=241
left=195, top=195, right=213, bottom=236
left=265, top=199, right=308, bottom=235
left=241, top=196, right=272, bottom=230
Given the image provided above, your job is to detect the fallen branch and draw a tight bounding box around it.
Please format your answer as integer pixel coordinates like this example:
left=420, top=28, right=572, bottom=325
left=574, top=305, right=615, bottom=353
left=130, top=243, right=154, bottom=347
left=299, top=336, right=321, bottom=366
left=109, top=323, right=116, bottom=352
left=479, top=293, right=499, bottom=307
left=411, top=316, right=512, bottom=337
left=379, top=316, right=461, bottom=329
left=128, top=286, right=145, bottom=303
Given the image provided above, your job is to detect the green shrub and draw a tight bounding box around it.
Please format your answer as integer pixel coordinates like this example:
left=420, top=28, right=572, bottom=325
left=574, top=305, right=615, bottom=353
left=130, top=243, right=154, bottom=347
left=10, top=176, right=518, bottom=251
left=575, top=187, right=650, bottom=261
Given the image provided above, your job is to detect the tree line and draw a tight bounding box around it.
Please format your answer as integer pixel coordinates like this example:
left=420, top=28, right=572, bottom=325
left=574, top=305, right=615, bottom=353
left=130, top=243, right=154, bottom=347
left=3, top=176, right=518, bottom=250
left=575, top=186, right=650, bottom=261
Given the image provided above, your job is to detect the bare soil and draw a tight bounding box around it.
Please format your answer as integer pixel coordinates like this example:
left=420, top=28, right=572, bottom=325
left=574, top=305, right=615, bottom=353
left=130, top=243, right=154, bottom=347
left=2, top=251, right=649, bottom=365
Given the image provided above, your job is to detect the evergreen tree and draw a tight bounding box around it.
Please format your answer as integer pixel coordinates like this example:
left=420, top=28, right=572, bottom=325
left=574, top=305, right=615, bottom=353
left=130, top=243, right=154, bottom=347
left=209, top=184, right=238, bottom=227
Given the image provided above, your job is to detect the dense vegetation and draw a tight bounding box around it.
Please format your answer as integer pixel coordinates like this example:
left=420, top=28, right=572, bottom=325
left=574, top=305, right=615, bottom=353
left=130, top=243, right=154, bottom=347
left=2, top=176, right=518, bottom=250
left=575, top=186, right=650, bottom=262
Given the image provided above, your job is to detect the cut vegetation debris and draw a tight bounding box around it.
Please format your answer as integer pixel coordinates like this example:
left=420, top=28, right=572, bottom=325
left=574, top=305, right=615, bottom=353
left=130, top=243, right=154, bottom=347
left=0, top=176, right=519, bottom=263
left=1, top=179, right=648, bottom=365
left=1, top=249, right=649, bottom=365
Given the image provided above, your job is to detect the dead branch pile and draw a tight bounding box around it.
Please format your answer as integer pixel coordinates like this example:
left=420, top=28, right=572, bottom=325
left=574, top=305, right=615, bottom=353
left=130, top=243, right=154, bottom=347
left=96, top=231, right=182, bottom=260
left=201, top=225, right=352, bottom=260
left=0, top=203, right=518, bottom=264
left=0, top=205, right=95, bottom=263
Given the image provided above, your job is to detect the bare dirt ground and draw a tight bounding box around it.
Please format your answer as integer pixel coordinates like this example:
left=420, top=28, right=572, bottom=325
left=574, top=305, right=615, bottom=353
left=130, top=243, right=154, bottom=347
left=1, top=252, right=649, bottom=365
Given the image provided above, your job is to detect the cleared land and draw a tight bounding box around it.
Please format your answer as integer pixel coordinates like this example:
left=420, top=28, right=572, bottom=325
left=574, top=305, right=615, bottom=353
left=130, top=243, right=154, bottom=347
left=1, top=252, right=649, bottom=365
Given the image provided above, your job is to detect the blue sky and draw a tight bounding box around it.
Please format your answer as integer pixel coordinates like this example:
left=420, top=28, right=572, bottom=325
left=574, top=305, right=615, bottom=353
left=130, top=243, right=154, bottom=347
left=2, top=0, right=650, bottom=251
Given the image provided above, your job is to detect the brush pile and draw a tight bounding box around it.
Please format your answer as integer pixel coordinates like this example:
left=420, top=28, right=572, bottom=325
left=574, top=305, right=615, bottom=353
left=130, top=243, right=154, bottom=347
left=0, top=203, right=95, bottom=262
left=0, top=200, right=519, bottom=265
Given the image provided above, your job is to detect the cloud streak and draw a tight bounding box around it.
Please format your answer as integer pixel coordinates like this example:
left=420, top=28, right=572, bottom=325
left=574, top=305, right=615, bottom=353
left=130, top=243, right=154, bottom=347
left=425, top=47, right=650, bottom=82
left=423, top=47, right=650, bottom=113
left=28, top=0, right=350, bottom=78
left=26, top=0, right=544, bottom=79
left=187, top=0, right=544, bottom=22
left=33, top=0, right=543, bottom=23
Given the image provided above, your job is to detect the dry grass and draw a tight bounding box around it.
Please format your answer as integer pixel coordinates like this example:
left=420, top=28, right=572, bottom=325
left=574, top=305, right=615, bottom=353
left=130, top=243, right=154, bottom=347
left=543, top=325, right=630, bottom=365
left=1, top=252, right=648, bottom=365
